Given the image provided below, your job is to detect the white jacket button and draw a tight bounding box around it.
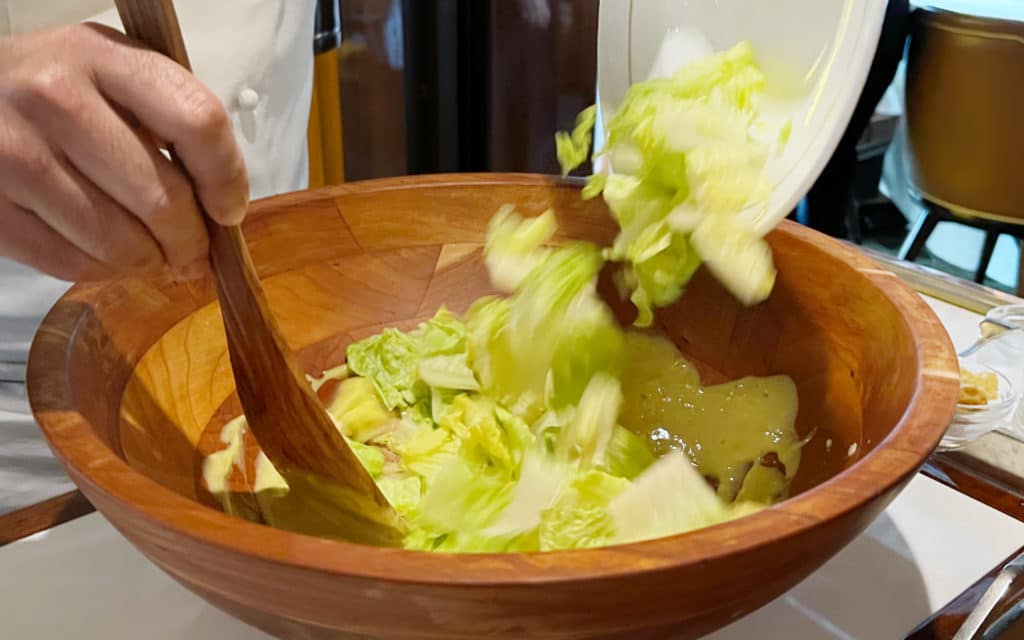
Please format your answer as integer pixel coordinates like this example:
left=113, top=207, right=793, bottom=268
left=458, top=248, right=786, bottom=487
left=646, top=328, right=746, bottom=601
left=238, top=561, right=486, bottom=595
left=238, top=87, right=260, bottom=111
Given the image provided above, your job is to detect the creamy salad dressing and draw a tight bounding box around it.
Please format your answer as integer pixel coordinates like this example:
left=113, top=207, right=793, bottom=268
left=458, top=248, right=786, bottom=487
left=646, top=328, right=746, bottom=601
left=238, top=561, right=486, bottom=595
left=619, top=333, right=801, bottom=503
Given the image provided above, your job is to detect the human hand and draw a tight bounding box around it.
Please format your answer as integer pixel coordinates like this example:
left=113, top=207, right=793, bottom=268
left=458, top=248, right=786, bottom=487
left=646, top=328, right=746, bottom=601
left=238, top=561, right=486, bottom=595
left=0, top=23, right=248, bottom=282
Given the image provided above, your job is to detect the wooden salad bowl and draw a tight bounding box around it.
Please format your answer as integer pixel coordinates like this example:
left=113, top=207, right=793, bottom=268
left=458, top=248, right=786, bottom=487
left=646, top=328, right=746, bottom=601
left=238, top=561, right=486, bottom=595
left=28, top=174, right=959, bottom=639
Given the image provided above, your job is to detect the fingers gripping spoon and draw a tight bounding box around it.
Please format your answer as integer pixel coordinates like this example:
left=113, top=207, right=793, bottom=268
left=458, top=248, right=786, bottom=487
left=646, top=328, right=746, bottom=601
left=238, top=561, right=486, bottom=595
left=113, top=0, right=405, bottom=547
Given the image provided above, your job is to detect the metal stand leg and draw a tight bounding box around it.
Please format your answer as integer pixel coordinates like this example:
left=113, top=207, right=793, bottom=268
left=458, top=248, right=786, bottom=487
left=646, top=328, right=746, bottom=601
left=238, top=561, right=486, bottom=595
left=975, top=230, right=999, bottom=284
left=1018, top=238, right=1024, bottom=298
left=899, top=210, right=939, bottom=262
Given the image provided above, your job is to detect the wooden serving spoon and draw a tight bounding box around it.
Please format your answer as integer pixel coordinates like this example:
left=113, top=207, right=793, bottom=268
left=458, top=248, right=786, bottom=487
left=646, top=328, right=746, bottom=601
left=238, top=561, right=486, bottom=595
left=113, top=0, right=405, bottom=546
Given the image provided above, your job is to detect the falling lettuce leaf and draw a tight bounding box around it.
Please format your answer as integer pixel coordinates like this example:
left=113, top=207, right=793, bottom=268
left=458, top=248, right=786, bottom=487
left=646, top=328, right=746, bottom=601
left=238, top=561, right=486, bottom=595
left=467, top=221, right=623, bottom=421
left=555, top=104, right=597, bottom=176
left=484, top=206, right=557, bottom=292
left=556, top=40, right=787, bottom=320
left=690, top=212, right=777, bottom=306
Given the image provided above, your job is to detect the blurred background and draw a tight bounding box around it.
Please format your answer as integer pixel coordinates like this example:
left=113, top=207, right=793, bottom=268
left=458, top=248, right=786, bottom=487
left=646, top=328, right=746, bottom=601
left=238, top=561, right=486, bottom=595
left=310, top=0, right=1023, bottom=296
left=316, top=0, right=597, bottom=181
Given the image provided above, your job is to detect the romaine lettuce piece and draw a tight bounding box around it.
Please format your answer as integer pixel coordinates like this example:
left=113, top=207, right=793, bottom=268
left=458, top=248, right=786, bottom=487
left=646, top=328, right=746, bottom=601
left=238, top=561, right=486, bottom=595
left=484, top=449, right=573, bottom=537
left=603, top=425, right=656, bottom=480
left=346, top=438, right=386, bottom=478
left=346, top=328, right=420, bottom=411
left=418, top=354, right=479, bottom=392
left=556, top=40, right=786, bottom=321
left=484, top=206, right=556, bottom=292
left=538, top=469, right=629, bottom=551
left=327, top=377, right=395, bottom=443
left=609, top=451, right=728, bottom=545
left=467, top=239, right=623, bottom=422
left=347, top=307, right=474, bottom=413
left=414, top=458, right=516, bottom=537
left=556, top=372, right=622, bottom=468
left=395, top=423, right=460, bottom=488
left=690, top=212, right=776, bottom=306
left=377, top=475, right=422, bottom=517
left=555, top=104, right=597, bottom=175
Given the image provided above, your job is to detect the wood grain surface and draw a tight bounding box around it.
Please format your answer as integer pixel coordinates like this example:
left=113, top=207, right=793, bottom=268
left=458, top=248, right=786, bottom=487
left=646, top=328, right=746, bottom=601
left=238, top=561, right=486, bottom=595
left=27, top=174, right=960, bottom=639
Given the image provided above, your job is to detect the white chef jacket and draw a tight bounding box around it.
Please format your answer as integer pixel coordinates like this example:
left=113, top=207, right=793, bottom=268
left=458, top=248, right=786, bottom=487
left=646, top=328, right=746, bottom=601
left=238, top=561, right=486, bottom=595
left=0, top=0, right=317, bottom=513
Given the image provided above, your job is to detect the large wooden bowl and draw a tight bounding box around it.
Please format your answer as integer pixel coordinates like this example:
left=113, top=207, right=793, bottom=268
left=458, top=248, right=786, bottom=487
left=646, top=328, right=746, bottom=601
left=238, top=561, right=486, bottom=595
left=28, top=174, right=958, bottom=639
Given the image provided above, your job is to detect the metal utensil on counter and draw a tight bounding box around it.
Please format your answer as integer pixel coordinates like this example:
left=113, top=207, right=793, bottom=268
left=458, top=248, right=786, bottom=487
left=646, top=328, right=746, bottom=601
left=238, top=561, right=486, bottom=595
left=959, top=305, right=1024, bottom=358
left=955, top=549, right=1024, bottom=640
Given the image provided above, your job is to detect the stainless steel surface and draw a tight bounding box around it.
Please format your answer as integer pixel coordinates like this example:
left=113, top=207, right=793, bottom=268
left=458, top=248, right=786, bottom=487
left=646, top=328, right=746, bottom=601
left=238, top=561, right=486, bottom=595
left=955, top=551, right=1024, bottom=640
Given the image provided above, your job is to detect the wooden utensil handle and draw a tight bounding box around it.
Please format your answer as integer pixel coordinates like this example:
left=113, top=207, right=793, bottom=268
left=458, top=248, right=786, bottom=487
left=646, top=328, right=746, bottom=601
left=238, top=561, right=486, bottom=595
left=113, top=0, right=248, bottom=272
left=113, top=0, right=193, bottom=70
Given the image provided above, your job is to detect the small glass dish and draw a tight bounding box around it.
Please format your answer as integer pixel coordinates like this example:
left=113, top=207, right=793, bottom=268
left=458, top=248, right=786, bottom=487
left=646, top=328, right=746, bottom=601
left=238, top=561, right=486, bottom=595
left=940, top=365, right=1018, bottom=450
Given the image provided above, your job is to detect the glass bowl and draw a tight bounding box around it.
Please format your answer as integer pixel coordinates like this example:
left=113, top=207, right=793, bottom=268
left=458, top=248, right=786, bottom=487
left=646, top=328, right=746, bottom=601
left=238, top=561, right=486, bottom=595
left=940, top=365, right=1018, bottom=450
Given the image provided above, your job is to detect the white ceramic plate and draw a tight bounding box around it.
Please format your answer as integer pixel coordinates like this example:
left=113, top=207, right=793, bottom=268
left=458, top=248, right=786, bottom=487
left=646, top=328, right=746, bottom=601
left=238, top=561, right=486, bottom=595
left=595, top=0, right=887, bottom=234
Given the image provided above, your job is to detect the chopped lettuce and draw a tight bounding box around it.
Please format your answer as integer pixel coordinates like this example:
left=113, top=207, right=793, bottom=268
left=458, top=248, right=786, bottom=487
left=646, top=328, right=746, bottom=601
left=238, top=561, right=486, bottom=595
left=556, top=40, right=785, bottom=319
left=418, top=354, right=479, bottom=392
left=347, top=438, right=386, bottom=478
left=485, top=450, right=573, bottom=537
left=327, top=377, right=395, bottom=442
left=346, top=328, right=419, bottom=411
left=538, top=469, right=629, bottom=551
left=609, top=452, right=722, bottom=544
left=603, top=426, right=656, bottom=480
left=484, top=206, right=556, bottom=292
left=556, top=372, right=621, bottom=468
left=377, top=475, right=422, bottom=517
left=555, top=104, right=597, bottom=176
left=690, top=212, right=776, bottom=306
left=414, top=458, right=515, bottom=539
left=395, top=423, right=460, bottom=488
left=467, top=213, right=623, bottom=420
left=347, top=307, right=474, bottom=415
